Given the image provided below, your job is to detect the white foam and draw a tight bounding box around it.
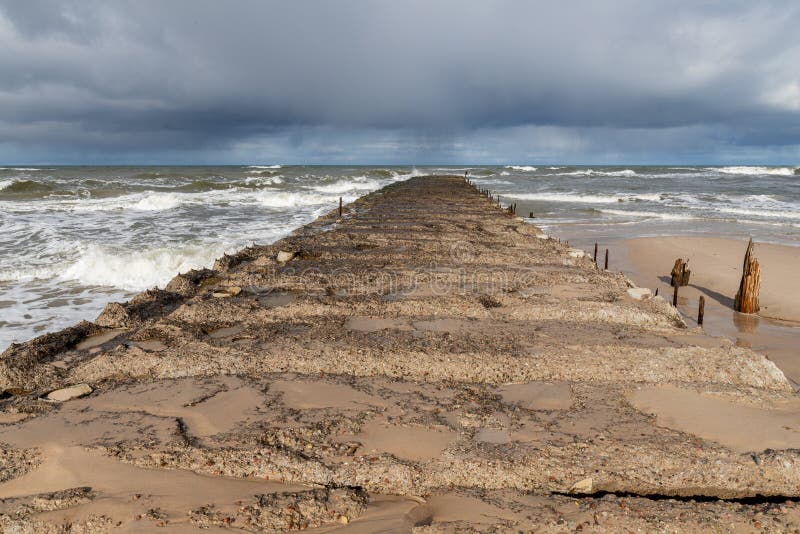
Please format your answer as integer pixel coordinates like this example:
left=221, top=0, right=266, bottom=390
left=555, top=169, right=638, bottom=177
left=245, top=175, right=285, bottom=185
left=313, top=178, right=377, bottom=194
left=247, top=165, right=282, bottom=169
left=599, top=209, right=698, bottom=221
left=713, top=206, right=800, bottom=220
left=0, top=264, right=65, bottom=282
left=430, top=167, right=475, bottom=172
left=714, top=166, right=796, bottom=176
left=66, top=192, right=185, bottom=213
left=506, top=166, right=538, bottom=172
left=506, top=192, right=661, bottom=204
left=131, top=192, right=183, bottom=211
left=257, top=190, right=345, bottom=208
left=0, top=167, right=42, bottom=171
left=60, top=243, right=227, bottom=291
left=0, top=179, right=13, bottom=191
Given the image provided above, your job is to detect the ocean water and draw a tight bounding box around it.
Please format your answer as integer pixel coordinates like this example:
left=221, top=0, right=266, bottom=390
left=1, top=164, right=798, bottom=349
left=470, top=165, right=800, bottom=248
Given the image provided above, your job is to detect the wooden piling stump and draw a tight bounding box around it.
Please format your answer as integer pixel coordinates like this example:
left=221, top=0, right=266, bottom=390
left=670, top=259, right=691, bottom=287
left=734, top=238, right=761, bottom=314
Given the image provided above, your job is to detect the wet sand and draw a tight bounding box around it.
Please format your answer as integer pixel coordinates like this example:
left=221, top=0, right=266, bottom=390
left=619, top=236, right=800, bottom=383
left=2, top=176, right=800, bottom=531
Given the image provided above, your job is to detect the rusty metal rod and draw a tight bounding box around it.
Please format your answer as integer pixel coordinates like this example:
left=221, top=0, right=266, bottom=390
left=698, top=296, right=705, bottom=325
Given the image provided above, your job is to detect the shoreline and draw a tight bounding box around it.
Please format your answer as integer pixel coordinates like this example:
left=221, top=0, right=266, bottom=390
left=2, top=176, right=800, bottom=530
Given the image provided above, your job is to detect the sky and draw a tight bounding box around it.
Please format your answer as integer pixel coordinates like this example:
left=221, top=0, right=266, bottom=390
left=0, top=1, right=799, bottom=165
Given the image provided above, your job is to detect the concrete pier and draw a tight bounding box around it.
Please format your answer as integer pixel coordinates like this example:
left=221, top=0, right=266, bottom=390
left=1, top=176, right=799, bottom=531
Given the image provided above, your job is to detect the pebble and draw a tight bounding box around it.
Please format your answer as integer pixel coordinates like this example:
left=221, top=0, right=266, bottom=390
left=46, top=383, right=93, bottom=402
left=626, top=287, right=652, bottom=300
left=569, top=477, right=593, bottom=493
left=277, top=250, right=296, bottom=262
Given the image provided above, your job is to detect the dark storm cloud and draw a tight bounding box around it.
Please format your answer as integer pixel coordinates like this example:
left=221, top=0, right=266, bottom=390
left=0, top=0, right=798, bottom=163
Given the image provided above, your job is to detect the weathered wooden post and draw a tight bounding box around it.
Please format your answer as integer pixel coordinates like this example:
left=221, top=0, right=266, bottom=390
left=670, top=259, right=691, bottom=287
left=654, top=287, right=659, bottom=297
left=673, top=284, right=679, bottom=307
left=698, top=296, right=705, bottom=325
left=593, top=243, right=598, bottom=264
left=529, top=211, right=534, bottom=218
left=604, top=249, right=609, bottom=270
left=339, top=197, right=343, bottom=217
left=734, top=238, right=761, bottom=314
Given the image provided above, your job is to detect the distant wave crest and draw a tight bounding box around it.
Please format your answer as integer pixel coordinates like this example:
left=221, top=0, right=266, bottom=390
left=506, top=191, right=661, bottom=204
left=0, top=179, right=55, bottom=196
left=555, top=169, right=637, bottom=177
left=714, top=166, right=796, bottom=176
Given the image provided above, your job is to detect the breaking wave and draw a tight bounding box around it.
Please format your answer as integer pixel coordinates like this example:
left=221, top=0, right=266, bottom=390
left=244, top=175, right=285, bottom=186
left=506, top=166, right=538, bottom=172
left=257, top=190, right=347, bottom=208
left=61, top=243, right=226, bottom=291
left=313, top=178, right=378, bottom=194
left=714, top=166, right=796, bottom=176
left=555, top=169, right=638, bottom=177
left=598, top=209, right=699, bottom=221
left=0, top=180, right=55, bottom=195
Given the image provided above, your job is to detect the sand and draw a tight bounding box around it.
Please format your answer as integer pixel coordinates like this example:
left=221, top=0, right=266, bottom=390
left=621, top=236, right=800, bottom=322
left=2, top=176, right=800, bottom=531
left=629, top=384, right=800, bottom=452
left=619, top=236, right=800, bottom=383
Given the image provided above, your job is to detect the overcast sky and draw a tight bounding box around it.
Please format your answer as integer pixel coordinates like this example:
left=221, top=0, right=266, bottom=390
left=0, top=1, right=799, bottom=164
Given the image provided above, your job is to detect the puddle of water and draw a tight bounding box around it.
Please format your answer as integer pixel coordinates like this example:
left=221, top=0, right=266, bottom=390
left=75, top=329, right=125, bottom=350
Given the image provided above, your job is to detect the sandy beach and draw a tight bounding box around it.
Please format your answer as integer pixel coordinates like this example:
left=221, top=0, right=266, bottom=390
left=619, top=236, right=800, bottom=383
left=2, top=176, right=800, bottom=531
left=621, top=237, right=800, bottom=322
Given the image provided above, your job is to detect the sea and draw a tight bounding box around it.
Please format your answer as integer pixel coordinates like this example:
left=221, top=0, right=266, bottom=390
left=1, top=164, right=798, bottom=350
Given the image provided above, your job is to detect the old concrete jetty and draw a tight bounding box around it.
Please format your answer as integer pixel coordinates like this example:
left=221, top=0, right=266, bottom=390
left=2, top=175, right=800, bottom=531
